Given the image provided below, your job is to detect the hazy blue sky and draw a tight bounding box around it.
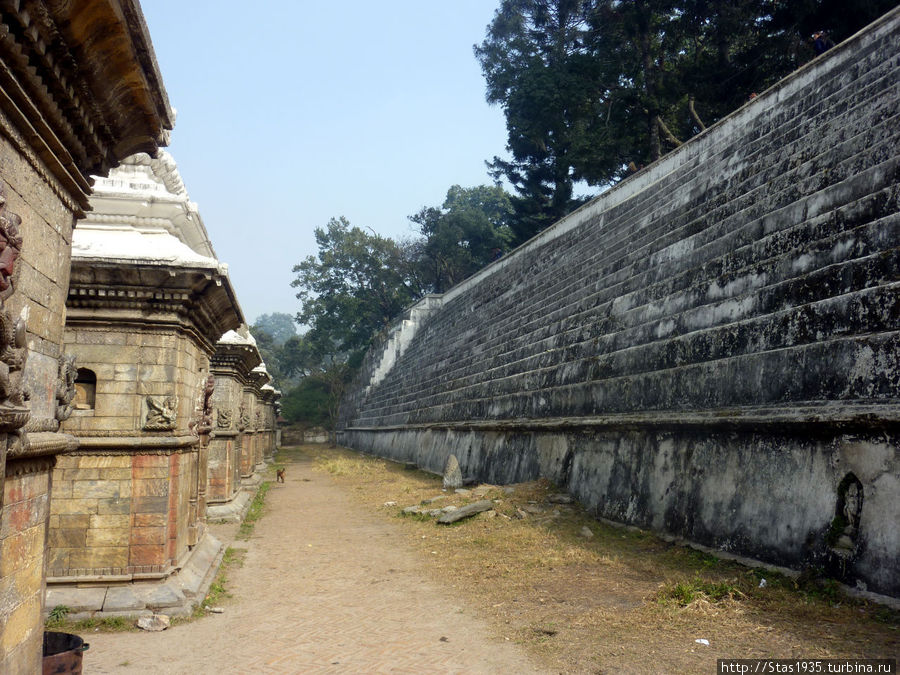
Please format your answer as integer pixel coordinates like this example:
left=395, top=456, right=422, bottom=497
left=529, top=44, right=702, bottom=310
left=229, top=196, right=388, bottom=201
left=140, top=1, right=511, bottom=327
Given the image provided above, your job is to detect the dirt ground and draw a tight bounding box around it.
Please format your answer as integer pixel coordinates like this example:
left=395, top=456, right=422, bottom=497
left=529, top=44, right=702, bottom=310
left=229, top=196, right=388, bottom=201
left=78, top=448, right=542, bottom=674
left=76, top=445, right=899, bottom=674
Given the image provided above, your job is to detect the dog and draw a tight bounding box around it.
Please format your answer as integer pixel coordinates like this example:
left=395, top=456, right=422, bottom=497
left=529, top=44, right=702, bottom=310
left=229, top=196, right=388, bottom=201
left=276, top=468, right=285, bottom=483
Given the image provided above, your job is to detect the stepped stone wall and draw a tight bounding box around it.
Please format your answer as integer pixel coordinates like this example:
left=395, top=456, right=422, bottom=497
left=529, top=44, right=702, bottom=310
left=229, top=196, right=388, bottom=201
left=339, top=9, right=900, bottom=599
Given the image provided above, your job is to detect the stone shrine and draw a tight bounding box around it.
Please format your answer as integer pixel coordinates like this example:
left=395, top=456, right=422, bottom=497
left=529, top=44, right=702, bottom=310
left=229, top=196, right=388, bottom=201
left=44, top=152, right=278, bottom=617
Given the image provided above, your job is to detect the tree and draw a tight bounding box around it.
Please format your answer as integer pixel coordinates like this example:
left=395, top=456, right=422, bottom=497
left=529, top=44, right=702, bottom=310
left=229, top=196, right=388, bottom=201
left=476, top=0, right=604, bottom=243
left=291, top=217, right=421, bottom=357
left=410, top=185, right=515, bottom=292
left=252, top=312, right=297, bottom=346
left=478, top=0, right=900, bottom=240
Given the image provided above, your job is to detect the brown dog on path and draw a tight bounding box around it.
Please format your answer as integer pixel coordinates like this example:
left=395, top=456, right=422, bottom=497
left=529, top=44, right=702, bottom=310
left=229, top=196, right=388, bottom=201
left=276, top=468, right=285, bottom=483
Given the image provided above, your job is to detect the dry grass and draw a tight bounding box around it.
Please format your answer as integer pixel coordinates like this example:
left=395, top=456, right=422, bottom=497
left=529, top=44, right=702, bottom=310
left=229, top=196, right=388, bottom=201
left=294, top=444, right=899, bottom=674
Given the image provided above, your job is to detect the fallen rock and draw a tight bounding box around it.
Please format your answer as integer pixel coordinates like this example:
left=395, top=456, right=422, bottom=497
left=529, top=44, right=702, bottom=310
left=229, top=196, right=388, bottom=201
left=403, top=505, right=423, bottom=515
left=442, top=455, right=463, bottom=489
left=383, top=501, right=397, bottom=507
left=422, top=495, right=446, bottom=505
left=440, top=505, right=458, bottom=513
left=515, top=508, right=529, bottom=519
left=136, top=614, right=170, bottom=632
left=580, top=526, right=594, bottom=538
left=548, top=493, right=575, bottom=504
left=454, top=488, right=470, bottom=495
left=437, top=500, right=494, bottom=524
left=207, top=606, right=225, bottom=614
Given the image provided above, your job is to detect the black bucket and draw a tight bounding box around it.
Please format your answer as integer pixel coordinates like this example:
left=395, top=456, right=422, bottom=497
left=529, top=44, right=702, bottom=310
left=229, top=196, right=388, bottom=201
left=42, top=631, right=89, bottom=675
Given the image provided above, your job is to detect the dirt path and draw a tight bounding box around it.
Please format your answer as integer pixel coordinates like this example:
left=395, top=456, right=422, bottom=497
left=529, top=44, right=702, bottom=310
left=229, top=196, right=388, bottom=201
left=80, top=450, right=541, bottom=674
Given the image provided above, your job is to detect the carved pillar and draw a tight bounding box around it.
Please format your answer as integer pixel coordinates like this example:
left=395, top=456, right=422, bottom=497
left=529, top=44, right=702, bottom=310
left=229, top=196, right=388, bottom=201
left=188, top=375, right=214, bottom=546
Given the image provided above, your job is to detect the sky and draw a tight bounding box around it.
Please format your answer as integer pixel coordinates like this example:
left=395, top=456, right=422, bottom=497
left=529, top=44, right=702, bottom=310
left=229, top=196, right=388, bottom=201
left=139, top=1, right=512, bottom=328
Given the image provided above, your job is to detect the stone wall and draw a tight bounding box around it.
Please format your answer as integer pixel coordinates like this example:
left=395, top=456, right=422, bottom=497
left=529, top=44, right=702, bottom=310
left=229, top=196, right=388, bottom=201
left=0, top=0, right=172, bottom=667
left=340, top=9, right=900, bottom=599
left=51, top=323, right=216, bottom=579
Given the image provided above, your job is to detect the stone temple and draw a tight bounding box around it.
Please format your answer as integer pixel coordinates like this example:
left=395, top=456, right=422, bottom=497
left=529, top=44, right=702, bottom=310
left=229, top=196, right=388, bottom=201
left=0, top=1, right=278, bottom=671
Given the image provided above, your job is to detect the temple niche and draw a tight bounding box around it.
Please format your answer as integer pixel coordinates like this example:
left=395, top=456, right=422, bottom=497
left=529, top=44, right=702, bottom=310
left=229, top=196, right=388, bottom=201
left=0, top=1, right=173, bottom=670
left=45, top=152, right=247, bottom=617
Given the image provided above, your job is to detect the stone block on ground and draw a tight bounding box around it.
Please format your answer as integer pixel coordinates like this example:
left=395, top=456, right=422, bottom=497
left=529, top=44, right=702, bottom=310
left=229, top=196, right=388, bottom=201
left=136, top=614, right=170, bottom=631
left=437, top=500, right=494, bottom=524
left=103, top=586, right=141, bottom=611
left=136, top=583, right=185, bottom=609
left=45, top=586, right=106, bottom=613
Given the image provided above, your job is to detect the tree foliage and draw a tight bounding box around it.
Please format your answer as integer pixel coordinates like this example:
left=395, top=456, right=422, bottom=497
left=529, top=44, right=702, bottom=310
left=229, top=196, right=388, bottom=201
left=252, top=312, right=297, bottom=346
left=477, top=0, right=900, bottom=243
left=291, top=217, right=420, bottom=357
left=410, top=184, right=515, bottom=293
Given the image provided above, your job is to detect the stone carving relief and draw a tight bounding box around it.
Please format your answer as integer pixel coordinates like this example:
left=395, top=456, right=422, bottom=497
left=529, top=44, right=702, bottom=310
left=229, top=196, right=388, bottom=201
left=828, top=473, right=864, bottom=570
left=189, top=375, right=215, bottom=437
left=144, top=395, right=177, bottom=430
left=0, top=186, right=30, bottom=433
left=55, top=353, right=77, bottom=422
left=255, top=409, right=262, bottom=430
left=239, top=405, right=250, bottom=432
left=217, top=408, right=233, bottom=429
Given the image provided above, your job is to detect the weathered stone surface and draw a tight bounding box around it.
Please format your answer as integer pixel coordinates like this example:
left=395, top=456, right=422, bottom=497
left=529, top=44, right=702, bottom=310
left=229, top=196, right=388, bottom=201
left=442, top=454, right=462, bottom=490
left=437, top=500, right=494, bottom=524
left=103, top=586, right=142, bottom=612
left=137, top=584, right=185, bottom=610
left=45, top=587, right=105, bottom=613
left=136, top=614, right=170, bottom=632
left=338, top=9, right=900, bottom=598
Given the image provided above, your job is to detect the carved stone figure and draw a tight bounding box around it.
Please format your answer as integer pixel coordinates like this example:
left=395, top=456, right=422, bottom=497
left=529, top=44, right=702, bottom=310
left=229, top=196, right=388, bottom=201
left=255, top=409, right=262, bottom=430
left=189, top=375, right=215, bottom=437
left=239, top=405, right=250, bottom=431
left=0, top=188, right=29, bottom=430
left=0, top=190, right=24, bottom=300
left=55, top=354, right=77, bottom=422
left=217, top=408, right=233, bottom=429
left=144, top=395, right=177, bottom=430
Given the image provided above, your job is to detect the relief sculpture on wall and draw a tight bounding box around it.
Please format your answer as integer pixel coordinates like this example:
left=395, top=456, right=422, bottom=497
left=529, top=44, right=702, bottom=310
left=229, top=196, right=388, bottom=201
left=55, top=354, right=77, bottom=423
left=217, top=408, right=233, bottom=429
left=189, top=375, right=215, bottom=437
left=143, top=395, right=177, bottom=430
left=0, top=186, right=30, bottom=434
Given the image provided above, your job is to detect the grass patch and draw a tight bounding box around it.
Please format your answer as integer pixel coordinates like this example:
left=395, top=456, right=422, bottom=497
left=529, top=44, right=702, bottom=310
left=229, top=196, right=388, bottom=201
left=63, top=616, right=133, bottom=633
left=657, top=577, right=745, bottom=606
left=181, top=546, right=248, bottom=622
left=237, top=482, right=271, bottom=540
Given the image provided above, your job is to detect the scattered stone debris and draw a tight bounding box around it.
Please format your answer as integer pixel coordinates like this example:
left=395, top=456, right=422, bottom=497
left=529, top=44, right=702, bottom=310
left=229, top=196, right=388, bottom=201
left=695, top=639, right=710, bottom=646
left=136, top=614, right=170, bottom=631
left=503, top=487, right=516, bottom=495
left=437, top=500, right=494, bottom=524
left=383, top=501, right=397, bottom=507
left=580, top=526, right=594, bottom=538
left=514, top=508, right=529, bottom=520
left=454, top=488, right=470, bottom=495
left=471, top=484, right=496, bottom=497
left=522, top=504, right=545, bottom=515
left=403, top=505, right=423, bottom=515
left=207, top=606, right=225, bottom=614
left=548, top=493, right=575, bottom=504
left=441, top=505, right=458, bottom=513
left=442, top=455, right=463, bottom=489
left=422, top=495, right=446, bottom=505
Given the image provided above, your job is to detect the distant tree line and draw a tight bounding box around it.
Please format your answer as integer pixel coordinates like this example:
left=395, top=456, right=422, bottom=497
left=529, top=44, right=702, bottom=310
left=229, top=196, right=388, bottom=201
left=263, top=0, right=897, bottom=431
